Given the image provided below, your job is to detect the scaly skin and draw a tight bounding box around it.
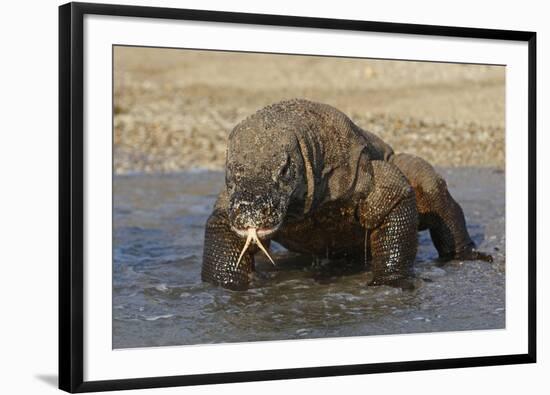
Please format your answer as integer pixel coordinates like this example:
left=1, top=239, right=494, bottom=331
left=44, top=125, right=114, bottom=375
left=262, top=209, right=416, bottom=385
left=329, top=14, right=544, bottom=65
left=201, top=99, right=491, bottom=290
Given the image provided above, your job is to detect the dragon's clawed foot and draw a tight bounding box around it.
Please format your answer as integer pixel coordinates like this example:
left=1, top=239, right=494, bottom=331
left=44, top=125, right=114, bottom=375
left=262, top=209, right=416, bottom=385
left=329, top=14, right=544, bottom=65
left=452, top=248, right=494, bottom=263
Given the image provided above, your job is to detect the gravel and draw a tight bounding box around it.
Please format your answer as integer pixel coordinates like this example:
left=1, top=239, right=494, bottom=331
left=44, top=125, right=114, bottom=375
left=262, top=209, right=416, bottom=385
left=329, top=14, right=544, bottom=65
left=113, top=46, right=505, bottom=174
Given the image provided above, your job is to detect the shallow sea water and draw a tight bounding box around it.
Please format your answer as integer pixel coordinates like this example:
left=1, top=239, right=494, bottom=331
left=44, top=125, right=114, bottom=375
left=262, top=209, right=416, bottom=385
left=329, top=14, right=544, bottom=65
left=113, top=168, right=505, bottom=349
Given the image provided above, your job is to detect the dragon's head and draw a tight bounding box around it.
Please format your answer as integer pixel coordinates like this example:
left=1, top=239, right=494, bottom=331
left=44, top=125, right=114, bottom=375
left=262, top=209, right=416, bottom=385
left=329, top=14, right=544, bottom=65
left=225, top=120, right=306, bottom=246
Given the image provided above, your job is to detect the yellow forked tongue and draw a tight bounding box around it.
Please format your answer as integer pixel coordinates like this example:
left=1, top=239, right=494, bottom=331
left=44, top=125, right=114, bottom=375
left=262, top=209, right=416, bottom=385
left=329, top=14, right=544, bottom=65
left=235, top=232, right=253, bottom=267
left=235, top=228, right=276, bottom=267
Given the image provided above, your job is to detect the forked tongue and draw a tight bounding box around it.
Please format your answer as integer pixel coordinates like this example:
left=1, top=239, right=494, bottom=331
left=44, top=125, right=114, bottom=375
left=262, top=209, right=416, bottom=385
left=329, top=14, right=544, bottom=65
left=235, top=228, right=275, bottom=267
left=235, top=232, right=253, bottom=267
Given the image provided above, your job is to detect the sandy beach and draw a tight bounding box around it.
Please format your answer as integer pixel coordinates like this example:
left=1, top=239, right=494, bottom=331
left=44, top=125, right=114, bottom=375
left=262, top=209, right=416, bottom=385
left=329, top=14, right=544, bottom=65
left=113, top=46, right=505, bottom=174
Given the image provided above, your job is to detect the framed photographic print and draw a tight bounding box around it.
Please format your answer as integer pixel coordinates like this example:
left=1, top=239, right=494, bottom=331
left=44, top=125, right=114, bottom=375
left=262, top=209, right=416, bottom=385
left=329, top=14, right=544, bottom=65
left=59, top=2, right=536, bottom=392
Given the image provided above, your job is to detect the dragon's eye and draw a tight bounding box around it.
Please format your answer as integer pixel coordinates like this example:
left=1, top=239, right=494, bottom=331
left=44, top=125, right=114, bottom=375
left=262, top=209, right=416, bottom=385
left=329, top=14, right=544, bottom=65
left=278, top=155, right=291, bottom=179
left=281, top=163, right=289, bottom=177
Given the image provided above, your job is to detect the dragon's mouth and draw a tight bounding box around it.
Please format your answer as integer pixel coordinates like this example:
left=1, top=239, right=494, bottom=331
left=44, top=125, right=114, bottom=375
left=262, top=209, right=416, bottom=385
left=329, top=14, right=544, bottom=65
left=231, top=223, right=281, bottom=239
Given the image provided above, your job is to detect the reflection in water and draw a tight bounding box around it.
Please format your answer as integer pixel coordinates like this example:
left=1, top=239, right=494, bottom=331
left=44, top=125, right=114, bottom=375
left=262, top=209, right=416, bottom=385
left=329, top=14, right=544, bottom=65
left=113, top=169, right=505, bottom=349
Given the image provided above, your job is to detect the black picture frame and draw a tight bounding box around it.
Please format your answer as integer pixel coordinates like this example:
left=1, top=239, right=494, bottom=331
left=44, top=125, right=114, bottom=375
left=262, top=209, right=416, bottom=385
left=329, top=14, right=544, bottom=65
left=59, top=2, right=537, bottom=393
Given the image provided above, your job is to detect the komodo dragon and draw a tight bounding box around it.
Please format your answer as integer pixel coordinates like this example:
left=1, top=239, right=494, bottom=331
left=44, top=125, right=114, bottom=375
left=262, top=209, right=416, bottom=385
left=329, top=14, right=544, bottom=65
left=202, top=99, right=492, bottom=290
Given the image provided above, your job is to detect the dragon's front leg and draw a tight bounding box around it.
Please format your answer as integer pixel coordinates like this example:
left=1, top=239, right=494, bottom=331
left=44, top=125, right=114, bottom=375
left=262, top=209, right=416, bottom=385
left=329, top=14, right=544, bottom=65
left=367, top=193, right=418, bottom=288
left=201, top=209, right=255, bottom=290
left=357, top=160, right=419, bottom=289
